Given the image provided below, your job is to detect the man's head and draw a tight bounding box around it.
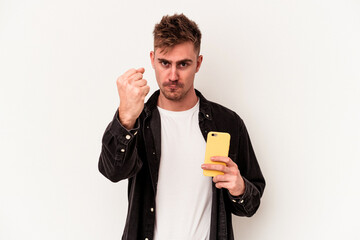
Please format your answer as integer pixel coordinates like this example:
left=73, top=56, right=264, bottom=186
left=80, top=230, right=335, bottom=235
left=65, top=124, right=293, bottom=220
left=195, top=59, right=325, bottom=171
left=153, top=13, right=202, bottom=55
left=150, top=14, right=203, bottom=110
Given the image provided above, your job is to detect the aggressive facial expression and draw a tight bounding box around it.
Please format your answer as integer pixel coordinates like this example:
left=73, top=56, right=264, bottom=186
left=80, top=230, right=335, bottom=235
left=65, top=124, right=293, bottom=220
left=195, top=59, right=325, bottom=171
left=150, top=41, right=203, bottom=105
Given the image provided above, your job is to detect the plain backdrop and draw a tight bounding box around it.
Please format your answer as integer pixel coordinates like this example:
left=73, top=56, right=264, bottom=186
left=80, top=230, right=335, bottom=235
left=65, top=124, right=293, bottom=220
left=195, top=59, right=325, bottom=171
left=1, top=0, right=359, bottom=239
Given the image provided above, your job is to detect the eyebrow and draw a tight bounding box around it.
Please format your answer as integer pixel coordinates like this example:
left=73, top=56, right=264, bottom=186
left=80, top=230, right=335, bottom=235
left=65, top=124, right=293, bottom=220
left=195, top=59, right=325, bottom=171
left=157, top=58, right=193, bottom=64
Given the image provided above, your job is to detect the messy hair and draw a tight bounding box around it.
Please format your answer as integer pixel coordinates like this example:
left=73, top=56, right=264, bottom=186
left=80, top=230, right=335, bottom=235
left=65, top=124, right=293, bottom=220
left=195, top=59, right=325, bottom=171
left=153, top=13, right=202, bottom=54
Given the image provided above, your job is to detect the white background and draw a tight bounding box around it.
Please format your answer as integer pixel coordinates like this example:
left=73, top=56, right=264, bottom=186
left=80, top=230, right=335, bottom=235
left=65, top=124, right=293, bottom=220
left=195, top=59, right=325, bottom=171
left=1, top=0, right=359, bottom=239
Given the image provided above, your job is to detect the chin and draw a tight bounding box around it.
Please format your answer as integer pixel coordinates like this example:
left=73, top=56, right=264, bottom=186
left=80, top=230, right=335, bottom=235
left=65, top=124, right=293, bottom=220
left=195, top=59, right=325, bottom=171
left=165, top=93, right=182, bottom=101
left=162, top=89, right=183, bottom=101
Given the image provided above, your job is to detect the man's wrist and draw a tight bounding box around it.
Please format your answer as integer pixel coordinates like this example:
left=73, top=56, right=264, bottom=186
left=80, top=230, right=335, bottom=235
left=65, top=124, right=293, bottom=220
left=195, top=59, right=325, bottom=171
left=229, top=177, right=246, bottom=197
left=118, top=109, right=136, bottom=130
left=119, top=119, right=135, bottom=130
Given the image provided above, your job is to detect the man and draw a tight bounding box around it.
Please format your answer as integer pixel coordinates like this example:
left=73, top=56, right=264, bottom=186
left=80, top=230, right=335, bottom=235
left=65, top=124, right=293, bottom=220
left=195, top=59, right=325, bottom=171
left=99, top=14, right=265, bottom=240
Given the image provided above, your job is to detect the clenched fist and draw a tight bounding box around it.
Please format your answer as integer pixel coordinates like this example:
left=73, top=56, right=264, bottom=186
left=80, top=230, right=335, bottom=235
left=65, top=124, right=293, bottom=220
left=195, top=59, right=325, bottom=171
left=117, top=68, right=150, bottom=129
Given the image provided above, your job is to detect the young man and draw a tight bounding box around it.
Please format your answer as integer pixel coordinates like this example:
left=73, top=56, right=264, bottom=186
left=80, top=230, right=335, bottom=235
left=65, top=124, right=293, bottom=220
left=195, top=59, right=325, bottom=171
left=99, top=14, right=265, bottom=240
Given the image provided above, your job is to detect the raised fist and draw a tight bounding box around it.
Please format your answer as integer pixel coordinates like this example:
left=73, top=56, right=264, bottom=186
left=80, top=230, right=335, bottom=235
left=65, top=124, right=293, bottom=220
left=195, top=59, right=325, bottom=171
left=116, top=68, right=150, bottom=129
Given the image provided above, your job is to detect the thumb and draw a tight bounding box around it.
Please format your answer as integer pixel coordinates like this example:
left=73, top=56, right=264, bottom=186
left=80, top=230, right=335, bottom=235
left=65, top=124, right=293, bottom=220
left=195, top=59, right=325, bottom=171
left=136, top=67, right=145, bottom=74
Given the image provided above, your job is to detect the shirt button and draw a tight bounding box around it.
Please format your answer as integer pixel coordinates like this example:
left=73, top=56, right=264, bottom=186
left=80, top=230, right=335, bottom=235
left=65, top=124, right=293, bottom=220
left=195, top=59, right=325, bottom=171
left=121, top=149, right=125, bottom=153
left=150, top=208, right=154, bottom=212
left=145, top=238, right=149, bottom=240
left=153, top=152, right=155, bottom=155
left=125, top=135, right=131, bottom=140
left=134, top=131, right=138, bottom=135
left=232, top=199, right=236, bottom=203
left=206, top=114, right=210, bottom=118
left=240, top=199, right=244, bottom=204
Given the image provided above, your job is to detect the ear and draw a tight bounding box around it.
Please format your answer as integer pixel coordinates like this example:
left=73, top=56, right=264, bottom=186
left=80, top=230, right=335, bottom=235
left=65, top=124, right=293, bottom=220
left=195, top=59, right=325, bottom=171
left=150, top=51, right=155, bottom=69
left=195, top=55, right=203, bottom=73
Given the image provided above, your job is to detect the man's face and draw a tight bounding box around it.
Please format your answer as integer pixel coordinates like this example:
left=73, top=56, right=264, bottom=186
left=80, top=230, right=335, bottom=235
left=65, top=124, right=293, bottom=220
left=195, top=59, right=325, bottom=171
left=150, top=41, right=203, bottom=103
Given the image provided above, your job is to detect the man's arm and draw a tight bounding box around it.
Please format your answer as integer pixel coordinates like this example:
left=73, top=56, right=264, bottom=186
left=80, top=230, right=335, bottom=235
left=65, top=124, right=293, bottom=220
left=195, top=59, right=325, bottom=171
left=98, top=112, right=142, bottom=182
left=98, top=68, right=150, bottom=182
left=201, top=155, right=263, bottom=217
left=201, top=117, right=265, bottom=217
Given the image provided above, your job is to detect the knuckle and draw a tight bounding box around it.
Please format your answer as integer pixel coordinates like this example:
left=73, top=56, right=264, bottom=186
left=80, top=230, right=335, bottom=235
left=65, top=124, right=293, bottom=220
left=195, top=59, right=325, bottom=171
left=117, top=82, right=124, bottom=90
left=229, top=169, right=237, bottom=175
left=128, top=68, right=136, bottom=74
left=120, top=81, right=128, bottom=89
left=119, top=78, right=125, bottom=85
left=135, top=73, right=143, bottom=80
left=134, top=87, right=141, bottom=96
left=116, top=76, right=123, bottom=85
left=118, top=75, right=128, bottom=84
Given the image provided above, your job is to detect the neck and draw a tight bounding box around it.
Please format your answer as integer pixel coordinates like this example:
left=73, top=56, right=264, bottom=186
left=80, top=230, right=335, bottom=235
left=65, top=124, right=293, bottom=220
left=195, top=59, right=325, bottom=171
left=157, top=88, right=198, bottom=111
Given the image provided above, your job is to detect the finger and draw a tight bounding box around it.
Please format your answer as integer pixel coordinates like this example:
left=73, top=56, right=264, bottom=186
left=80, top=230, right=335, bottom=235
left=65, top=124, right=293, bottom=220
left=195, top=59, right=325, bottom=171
left=214, top=182, right=223, bottom=189
left=201, top=163, right=228, bottom=173
left=136, top=67, right=145, bottom=74
left=122, top=68, right=137, bottom=79
left=210, top=156, right=235, bottom=167
left=215, top=181, right=237, bottom=192
left=213, top=174, right=231, bottom=183
left=142, top=85, right=150, bottom=97
left=215, top=182, right=230, bottom=190
left=133, top=79, right=147, bottom=87
left=128, top=72, right=143, bottom=82
left=121, top=68, right=144, bottom=81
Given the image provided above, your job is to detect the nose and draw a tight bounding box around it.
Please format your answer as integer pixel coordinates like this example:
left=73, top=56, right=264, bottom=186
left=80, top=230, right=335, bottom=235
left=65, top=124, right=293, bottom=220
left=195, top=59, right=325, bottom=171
left=169, top=66, right=179, bottom=82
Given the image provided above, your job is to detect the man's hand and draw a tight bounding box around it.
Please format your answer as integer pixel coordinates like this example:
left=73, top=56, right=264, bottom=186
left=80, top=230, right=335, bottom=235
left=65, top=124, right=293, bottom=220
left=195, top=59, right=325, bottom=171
left=117, top=68, right=150, bottom=129
left=201, top=156, right=245, bottom=196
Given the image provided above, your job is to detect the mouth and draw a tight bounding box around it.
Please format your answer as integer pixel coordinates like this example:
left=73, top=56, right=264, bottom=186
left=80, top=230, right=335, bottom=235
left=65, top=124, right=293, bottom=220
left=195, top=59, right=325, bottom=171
left=168, top=85, right=178, bottom=89
left=163, top=82, right=183, bottom=91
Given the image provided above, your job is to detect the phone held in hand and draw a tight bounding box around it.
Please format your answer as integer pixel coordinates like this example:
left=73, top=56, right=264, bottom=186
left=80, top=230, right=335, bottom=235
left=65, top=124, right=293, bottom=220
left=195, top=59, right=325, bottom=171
left=203, top=131, right=231, bottom=177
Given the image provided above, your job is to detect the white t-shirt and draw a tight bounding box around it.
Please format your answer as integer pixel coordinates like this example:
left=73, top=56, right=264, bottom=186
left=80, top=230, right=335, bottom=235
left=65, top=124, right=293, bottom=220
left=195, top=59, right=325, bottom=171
left=154, top=100, right=213, bottom=240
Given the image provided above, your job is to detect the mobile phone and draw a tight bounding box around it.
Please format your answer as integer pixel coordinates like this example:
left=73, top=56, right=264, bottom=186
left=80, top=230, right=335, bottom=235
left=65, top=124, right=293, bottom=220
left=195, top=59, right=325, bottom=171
left=203, top=131, right=231, bottom=177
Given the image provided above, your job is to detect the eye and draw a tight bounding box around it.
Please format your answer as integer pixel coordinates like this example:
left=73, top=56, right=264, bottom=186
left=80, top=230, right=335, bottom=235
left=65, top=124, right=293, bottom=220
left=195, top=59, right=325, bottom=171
left=161, top=61, right=169, bottom=67
left=178, top=62, right=188, bottom=68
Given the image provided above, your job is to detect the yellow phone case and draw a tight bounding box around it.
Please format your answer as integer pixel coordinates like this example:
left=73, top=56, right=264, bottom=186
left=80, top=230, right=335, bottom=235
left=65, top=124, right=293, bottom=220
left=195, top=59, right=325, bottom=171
left=203, top=131, right=231, bottom=177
